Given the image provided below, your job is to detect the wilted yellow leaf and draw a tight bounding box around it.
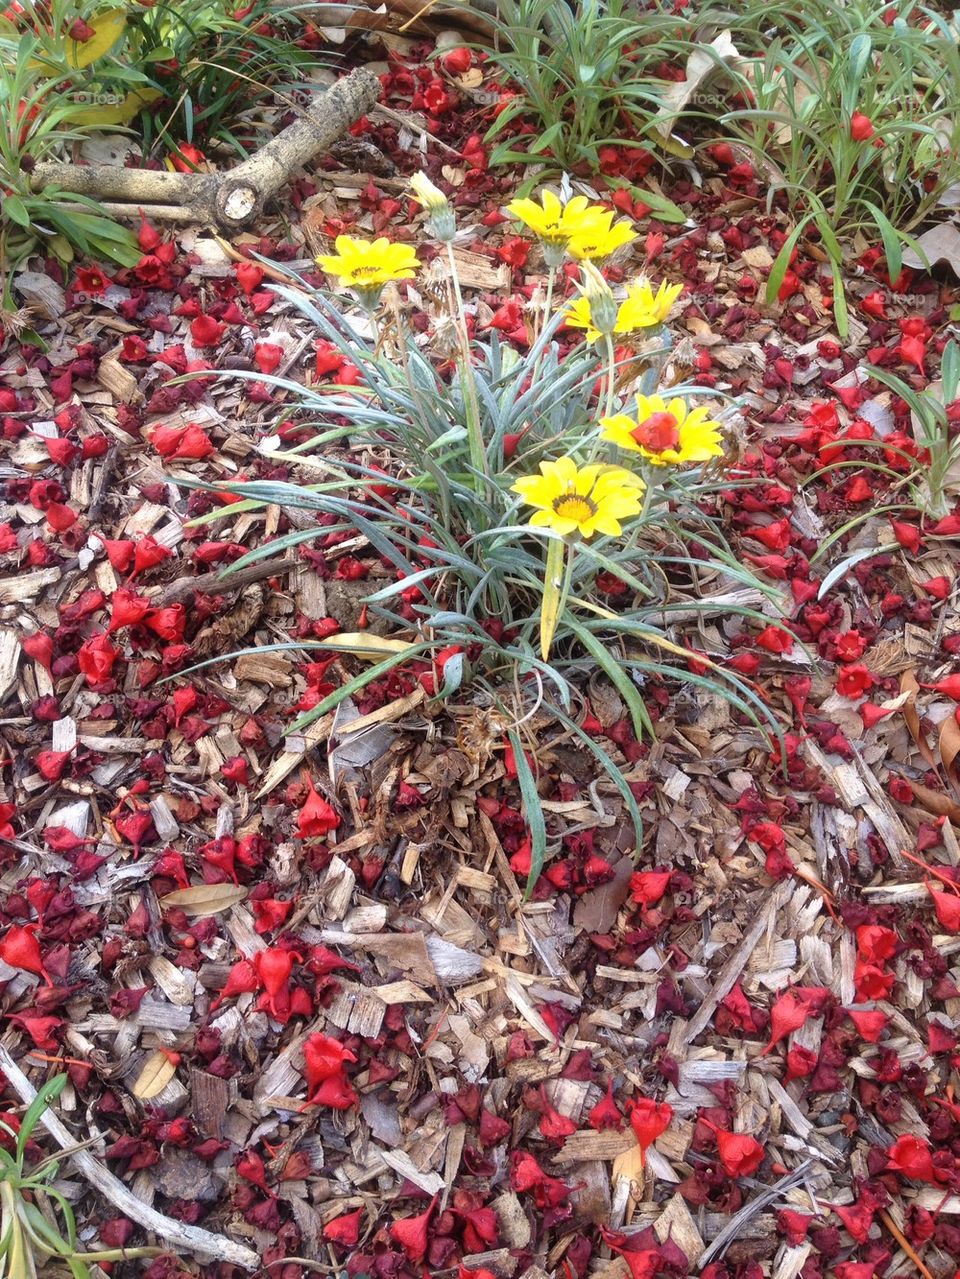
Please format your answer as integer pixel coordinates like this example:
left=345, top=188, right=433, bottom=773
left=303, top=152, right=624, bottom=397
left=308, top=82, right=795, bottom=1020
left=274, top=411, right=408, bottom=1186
left=71, top=87, right=162, bottom=126
left=316, top=633, right=415, bottom=659
left=66, top=9, right=126, bottom=67
left=132, top=1050, right=177, bottom=1100
left=159, top=884, right=248, bottom=917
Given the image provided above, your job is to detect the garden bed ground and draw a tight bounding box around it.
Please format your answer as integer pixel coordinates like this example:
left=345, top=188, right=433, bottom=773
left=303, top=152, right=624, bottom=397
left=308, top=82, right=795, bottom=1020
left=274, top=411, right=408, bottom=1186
left=2, top=24, right=960, bottom=1279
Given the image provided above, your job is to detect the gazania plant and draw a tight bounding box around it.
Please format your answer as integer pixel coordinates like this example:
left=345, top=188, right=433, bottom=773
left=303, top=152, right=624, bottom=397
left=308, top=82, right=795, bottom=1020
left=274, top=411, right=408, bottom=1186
left=182, top=180, right=783, bottom=889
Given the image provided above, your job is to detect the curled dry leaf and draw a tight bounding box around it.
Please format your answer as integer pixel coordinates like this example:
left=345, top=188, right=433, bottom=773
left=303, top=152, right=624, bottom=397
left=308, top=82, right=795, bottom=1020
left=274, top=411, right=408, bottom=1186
left=132, top=1049, right=178, bottom=1100
left=159, top=884, right=249, bottom=917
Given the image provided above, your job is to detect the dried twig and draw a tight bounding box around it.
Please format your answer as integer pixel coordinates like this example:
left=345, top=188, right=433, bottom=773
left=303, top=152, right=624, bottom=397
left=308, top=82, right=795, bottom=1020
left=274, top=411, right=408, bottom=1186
left=30, top=68, right=380, bottom=228
left=0, top=1046, right=261, bottom=1271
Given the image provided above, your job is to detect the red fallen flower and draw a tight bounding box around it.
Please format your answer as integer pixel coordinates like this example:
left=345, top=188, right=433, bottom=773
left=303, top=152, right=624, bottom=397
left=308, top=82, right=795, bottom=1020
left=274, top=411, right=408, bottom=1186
left=442, top=46, right=472, bottom=72
left=854, top=959, right=895, bottom=1000
left=389, top=1195, right=437, bottom=1263
left=538, top=1087, right=577, bottom=1143
left=46, top=501, right=78, bottom=532
left=190, top=314, right=224, bottom=347
left=212, top=958, right=259, bottom=1006
left=921, top=674, right=960, bottom=699
left=887, top=1134, right=937, bottom=1182
left=0, top=804, right=16, bottom=842
left=171, top=142, right=206, bottom=172
left=931, top=512, right=960, bottom=537
left=0, top=924, right=51, bottom=984
left=21, top=631, right=53, bottom=670
left=8, top=1013, right=62, bottom=1049
left=856, top=924, right=898, bottom=963
left=151, top=423, right=215, bottom=460
left=588, top=1080, right=623, bottom=1131
left=254, top=343, right=284, bottom=374
left=889, top=519, right=921, bottom=553
left=323, top=1207, right=363, bottom=1245
left=899, top=334, right=927, bottom=372
left=709, top=1125, right=764, bottom=1177
left=254, top=947, right=301, bottom=1019
left=784, top=1044, right=817, bottom=1082
left=836, top=663, right=874, bottom=699
left=297, top=775, right=340, bottom=839
left=928, top=883, right=960, bottom=931
left=509, top=1151, right=570, bottom=1206
left=629, top=1096, right=672, bottom=1162
left=302, top=1032, right=357, bottom=1099
left=759, top=989, right=818, bottom=1056
left=35, top=750, right=71, bottom=781
left=77, top=633, right=118, bottom=686
left=221, top=756, right=249, bottom=787
left=920, top=575, right=950, bottom=600
left=756, top=624, right=794, bottom=655
left=45, top=437, right=79, bottom=467
left=236, top=261, right=265, bottom=295
left=108, top=588, right=151, bottom=632
left=777, top=1209, right=812, bottom=1246
left=629, top=869, right=671, bottom=907
left=132, top=536, right=173, bottom=577
left=832, top=1198, right=876, bottom=1244
left=146, top=605, right=187, bottom=642
left=850, top=111, right=874, bottom=140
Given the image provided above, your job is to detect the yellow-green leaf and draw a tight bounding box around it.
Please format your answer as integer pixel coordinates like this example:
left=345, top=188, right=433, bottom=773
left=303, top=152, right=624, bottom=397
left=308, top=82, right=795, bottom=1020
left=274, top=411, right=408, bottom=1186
left=159, top=884, right=248, bottom=917
left=66, top=9, right=126, bottom=67
left=71, top=86, right=163, bottom=126
left=132, top=1050, right=176, bottom=1100
left=540, top=537, right=566, bottom=660
left=315, top=633, right=415, bottom=659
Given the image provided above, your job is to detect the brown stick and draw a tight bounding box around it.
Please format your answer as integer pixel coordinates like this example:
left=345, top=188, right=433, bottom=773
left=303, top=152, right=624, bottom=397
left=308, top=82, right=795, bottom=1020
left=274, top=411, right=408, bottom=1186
left=0, top=1045, right=261, bottom=1271
left=30, top=67, right=381, bottom=228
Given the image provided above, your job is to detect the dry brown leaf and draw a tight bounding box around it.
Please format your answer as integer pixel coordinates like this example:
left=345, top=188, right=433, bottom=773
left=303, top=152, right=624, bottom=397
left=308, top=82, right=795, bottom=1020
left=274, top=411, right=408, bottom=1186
left=159, top=884, right=248, bottom=917
left=907, top=780, right=960, bottom=824
left=902, top=222, right=960, bottom=274
left=900, top=671, right=940, bottom=773
left=940, top=715, right=960, bottom=781
left=132, top=1050, right=177, bottom=1099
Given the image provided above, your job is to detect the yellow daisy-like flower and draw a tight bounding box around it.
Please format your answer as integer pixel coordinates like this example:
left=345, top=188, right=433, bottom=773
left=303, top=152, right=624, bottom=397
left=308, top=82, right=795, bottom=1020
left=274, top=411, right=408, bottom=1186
left=512, top=456, right=645, bottom=539
left=566, top=216, right=638, bottom=262
left=565, top=277, right=684, bottom=344
left=316, top=235, right=420, bottom=298
left=618, top=279, right=684, bottom=329
left=506, top=191, right=612, bottom=247
left=600, top=394, right=725, bottom=467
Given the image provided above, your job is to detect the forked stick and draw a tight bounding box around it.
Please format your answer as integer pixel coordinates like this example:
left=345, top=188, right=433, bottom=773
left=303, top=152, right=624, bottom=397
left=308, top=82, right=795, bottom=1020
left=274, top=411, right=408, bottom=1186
left=29, top=67, right=380, bottom=227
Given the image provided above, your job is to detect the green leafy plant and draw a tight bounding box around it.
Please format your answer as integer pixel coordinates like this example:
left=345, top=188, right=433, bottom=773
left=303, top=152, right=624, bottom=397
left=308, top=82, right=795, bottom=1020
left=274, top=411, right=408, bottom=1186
left=115, top=0, right=318, bottom=159
left=706, top=0, right=960, bottom=331
left=176, top=192, right=786, bottom=889
left=0, top=30, right=140, bottom=288
left=0, top=1074, right=161, bottom=1279
left=481, top=0, right=672, bottom=185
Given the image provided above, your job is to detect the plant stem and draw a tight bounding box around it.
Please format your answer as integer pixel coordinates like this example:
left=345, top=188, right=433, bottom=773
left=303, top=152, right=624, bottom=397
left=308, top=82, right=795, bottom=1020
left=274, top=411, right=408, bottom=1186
left=541, top=266, right=556, bottom=341
left=603, top=331, right=617, bottom=420
left=445, top=240, right=487, bottom=491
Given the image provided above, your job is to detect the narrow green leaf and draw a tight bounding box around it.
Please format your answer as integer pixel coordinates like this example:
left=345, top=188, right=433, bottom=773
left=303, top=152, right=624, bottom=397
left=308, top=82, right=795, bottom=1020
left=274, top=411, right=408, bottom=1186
left=508, top=729, right=546, bottom=900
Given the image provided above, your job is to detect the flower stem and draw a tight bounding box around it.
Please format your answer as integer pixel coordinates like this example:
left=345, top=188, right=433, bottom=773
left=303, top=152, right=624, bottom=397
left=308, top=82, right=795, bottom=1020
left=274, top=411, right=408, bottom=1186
left=603, top=332, right=617, bottom=420
left=541, top=266, right=556, bottom=342
left=540, top=537, right=574, bottom=660
left=445, top=240, right=487, bottom=490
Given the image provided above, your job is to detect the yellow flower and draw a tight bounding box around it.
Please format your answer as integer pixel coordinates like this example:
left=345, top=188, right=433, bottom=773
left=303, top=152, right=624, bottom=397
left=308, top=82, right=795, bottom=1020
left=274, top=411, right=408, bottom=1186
left=512, top=456, right=644, bottom=539
left=409, top=171, right=447, bottom=210
left=316, top=235, right=420, bottom=297
left=600, top=394, right=724, bottom=466
left=618, top=279, right=684, bottom=329
left=506, top=191, right=612, bottom=247
left=565, top=215, right=637, bottom=262
left=565, top=277, right=684, bottom=343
